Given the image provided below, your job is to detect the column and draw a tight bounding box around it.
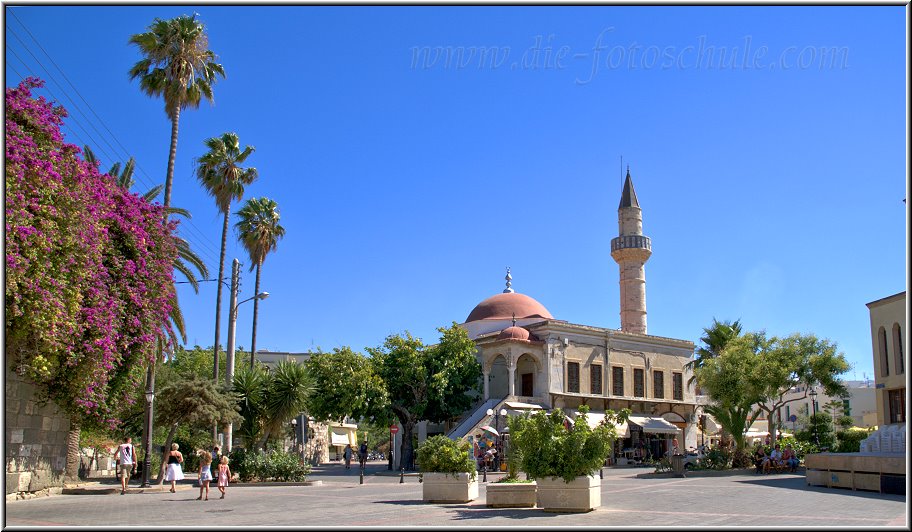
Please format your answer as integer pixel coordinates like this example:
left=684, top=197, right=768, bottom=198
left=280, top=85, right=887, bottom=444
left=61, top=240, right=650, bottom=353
left=483, top=368, right=490, bottom=401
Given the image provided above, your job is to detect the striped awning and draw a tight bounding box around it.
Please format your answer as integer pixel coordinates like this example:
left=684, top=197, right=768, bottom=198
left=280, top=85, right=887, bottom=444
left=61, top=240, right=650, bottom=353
left=330, top=429, right=352, bottom=446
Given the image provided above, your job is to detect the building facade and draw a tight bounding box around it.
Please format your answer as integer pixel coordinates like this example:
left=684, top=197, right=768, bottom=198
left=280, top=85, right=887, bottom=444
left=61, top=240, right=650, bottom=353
left=454, top=169, right=698, bottom=458
left=866, top=292, right=907, bottom=426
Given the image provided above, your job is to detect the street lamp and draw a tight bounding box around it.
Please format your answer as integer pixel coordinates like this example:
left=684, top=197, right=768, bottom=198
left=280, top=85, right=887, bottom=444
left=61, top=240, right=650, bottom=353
left=224, top=258, right=270, bottom=452
left=809, top=387, right=820, bottom=447
left=487, top=407, right=507, bottom=470
left=699, top=414, right=706, bottom=450
left=140, top=389, right=155, bottom=488
left=291, top=418, right=297, bottom=453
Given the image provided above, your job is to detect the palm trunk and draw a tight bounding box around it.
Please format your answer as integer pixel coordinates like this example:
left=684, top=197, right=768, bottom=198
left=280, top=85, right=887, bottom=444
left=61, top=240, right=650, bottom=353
left=212, top=211, right=230, bottom=442
left=163, top=105, right=180, bottom=213
left=156, top=423, right=179, bottom=485
left=64, top=421, right=81, bottom=481
left=249, top=262, right=262, bottom=369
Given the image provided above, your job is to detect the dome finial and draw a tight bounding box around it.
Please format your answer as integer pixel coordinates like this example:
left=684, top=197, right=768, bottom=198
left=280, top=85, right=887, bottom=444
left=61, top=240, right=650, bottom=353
left=504, top=267, right=514, bottom=293
left=512, top=312, right=516, bottom=327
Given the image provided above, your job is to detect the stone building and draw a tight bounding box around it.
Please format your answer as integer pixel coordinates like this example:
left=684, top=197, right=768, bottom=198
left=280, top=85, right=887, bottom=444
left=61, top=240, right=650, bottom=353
left=866, top=292, right=906, bottom=426
left=451, top=169, right=698, bottom=457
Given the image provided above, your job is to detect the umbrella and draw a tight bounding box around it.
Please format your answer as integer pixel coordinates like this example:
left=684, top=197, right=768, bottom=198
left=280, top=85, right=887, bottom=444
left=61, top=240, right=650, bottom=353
left=480, top=425, right=499, bottom=437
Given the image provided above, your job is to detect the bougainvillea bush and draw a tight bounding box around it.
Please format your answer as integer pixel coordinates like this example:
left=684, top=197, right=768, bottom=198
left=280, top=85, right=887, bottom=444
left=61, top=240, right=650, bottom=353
left=5, top=78, right=178, bottom=428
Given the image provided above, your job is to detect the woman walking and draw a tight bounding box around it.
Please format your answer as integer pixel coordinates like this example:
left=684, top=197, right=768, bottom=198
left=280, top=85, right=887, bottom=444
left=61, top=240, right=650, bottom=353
left=164, top=443, right=184, bottom=493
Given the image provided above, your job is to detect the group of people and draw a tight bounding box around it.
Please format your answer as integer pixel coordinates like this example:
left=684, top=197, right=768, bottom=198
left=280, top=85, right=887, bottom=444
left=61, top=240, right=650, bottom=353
left=754, top=443, right=800, bottom=473
left=115, top=437, right=232, bottom=499
left=342, top=441, right=370, bottom=470
left=472, top=434, right=500, bottom=471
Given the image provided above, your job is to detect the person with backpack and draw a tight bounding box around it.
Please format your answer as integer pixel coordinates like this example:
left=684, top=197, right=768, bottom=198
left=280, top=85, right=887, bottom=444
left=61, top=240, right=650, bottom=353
left=115, top=436, right=137, bottom=495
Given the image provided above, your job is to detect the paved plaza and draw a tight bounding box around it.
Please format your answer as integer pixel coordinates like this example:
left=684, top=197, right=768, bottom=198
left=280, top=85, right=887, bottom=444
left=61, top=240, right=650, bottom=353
left=4, top=462, right=907, bottom=527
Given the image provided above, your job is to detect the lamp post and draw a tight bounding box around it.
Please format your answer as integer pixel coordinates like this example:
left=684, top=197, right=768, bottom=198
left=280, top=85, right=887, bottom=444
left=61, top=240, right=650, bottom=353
left=224, top=258, right=269, bottom=452
left=291, top=418, right=297, bottom=453
left=140, top=389, right=155, bottom=488
left=487, top=407, right=507, bottom=471
left=809, top=387, right=819, bottom=447
left=699, top=414, right=706, bottom=450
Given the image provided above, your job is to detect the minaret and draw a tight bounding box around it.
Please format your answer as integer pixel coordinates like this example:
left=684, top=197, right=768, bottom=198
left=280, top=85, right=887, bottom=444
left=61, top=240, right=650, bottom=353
left=610, top=167, right=652, bottom=334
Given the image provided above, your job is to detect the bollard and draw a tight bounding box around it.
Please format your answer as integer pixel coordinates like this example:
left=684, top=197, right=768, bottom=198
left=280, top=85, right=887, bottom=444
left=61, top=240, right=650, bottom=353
left=482, top=464, right=487, bottom=483
left=400, top=468, right=405, bottom=484
left=599, top=468, right=603, bottom=479
left=359, top=468, right=364, bottom=485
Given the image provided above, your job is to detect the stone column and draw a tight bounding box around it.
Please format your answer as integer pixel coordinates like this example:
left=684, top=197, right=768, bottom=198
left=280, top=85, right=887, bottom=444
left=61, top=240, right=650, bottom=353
left=483, top=368, right=490, bottom=401
left=508, top=363, right=516, bottom=397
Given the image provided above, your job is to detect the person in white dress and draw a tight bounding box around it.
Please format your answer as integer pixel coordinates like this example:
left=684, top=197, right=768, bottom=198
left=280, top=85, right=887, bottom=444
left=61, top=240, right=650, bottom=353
left=163, top=443, right=184, bottom=493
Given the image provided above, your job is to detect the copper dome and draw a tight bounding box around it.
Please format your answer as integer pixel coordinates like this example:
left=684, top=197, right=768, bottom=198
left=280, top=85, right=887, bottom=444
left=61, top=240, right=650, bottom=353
left=465, top=292, right=553, bottom=323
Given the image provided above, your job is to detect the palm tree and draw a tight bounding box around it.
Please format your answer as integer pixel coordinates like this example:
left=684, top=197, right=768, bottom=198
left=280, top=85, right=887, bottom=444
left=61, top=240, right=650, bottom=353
left=235, top=198, right=286, bottom=366
left=687, top=318, right=743, bottom=389
left=128, top=14, right=225, bottom=213
left=255, top=360, right=313, bottom=450
left=195, top=132, right=258, bottom=383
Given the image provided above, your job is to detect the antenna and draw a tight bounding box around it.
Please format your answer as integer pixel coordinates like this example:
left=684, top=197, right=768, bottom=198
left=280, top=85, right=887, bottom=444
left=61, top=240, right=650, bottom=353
left=620, top=155, right=623, bottom=188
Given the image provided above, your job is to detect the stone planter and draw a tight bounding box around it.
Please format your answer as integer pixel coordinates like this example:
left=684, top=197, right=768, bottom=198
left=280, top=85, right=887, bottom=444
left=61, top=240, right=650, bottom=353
left=485, top=481, right=537, bottom=507
left=535, top=474, right=600, bottom=512
left=421, top=472, right=478, bottom=503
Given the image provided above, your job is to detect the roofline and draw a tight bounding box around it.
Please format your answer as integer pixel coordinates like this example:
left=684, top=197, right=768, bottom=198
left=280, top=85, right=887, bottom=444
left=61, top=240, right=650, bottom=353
left=865, top=291, right=906, bottom=308
left=524, top=319, right=695, bottom=349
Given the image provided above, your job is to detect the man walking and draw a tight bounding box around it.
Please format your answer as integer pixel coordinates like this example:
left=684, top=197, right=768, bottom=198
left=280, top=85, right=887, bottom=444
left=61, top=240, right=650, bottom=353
left=359, top=440, right=369, bottom=469
left=116, top=436, right=137, bottom=495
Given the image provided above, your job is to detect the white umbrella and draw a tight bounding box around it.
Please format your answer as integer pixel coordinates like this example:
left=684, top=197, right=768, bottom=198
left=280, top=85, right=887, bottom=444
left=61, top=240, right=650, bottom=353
left=480, top=425, right=499, bottom=437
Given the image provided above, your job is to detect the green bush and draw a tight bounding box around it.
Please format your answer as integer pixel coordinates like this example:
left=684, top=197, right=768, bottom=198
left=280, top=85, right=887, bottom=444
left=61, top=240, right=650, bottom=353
left=228, top=448, right=310, bottom=482
left=509, top=406, right=625, bottom=483
left=416, top=435, right=476, bottom=478
left=834, top=429, right=870, bottom=453
left=702, top=447, right=732, bottom=470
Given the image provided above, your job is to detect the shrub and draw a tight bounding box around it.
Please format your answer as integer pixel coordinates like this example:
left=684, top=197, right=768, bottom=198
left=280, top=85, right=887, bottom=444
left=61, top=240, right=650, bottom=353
left=416, top=435, right=475, bottom=479
left=834, top=428, right=870, bottom=453
left=701, top=447, right=732, bottom=470
left=229, top=448, right=309, bottom=482
left=509, top=406, right=625, bottom=483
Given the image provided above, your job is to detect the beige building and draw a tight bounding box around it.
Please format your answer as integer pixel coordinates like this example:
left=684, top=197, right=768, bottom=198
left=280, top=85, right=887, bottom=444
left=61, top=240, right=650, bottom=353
left=450, top=169, right=698, bottom=459
left=866, top=292, right=907, bottom=426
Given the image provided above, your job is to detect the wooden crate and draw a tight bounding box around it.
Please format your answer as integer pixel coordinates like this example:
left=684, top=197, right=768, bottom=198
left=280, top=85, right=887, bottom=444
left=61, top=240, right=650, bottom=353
left=852, top=473, right=881, bottom=492
left=806, top=469, right=829, bottom=486
left=829, top=471, right=854, bottom=489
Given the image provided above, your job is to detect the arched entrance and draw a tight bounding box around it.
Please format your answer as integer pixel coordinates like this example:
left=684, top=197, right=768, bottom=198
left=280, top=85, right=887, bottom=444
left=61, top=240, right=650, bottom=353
left=515, top=353, right=538, bottom=398
left=488, top=354, right=509, bottom=399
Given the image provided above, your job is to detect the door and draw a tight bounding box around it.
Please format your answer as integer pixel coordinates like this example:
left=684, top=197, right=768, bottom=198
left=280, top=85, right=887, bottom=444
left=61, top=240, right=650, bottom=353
left=521, top=373, right=533, bottom=396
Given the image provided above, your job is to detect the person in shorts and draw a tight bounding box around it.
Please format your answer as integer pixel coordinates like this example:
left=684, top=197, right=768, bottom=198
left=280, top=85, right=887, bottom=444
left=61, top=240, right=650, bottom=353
left=116, top=436, right=137, bottom=495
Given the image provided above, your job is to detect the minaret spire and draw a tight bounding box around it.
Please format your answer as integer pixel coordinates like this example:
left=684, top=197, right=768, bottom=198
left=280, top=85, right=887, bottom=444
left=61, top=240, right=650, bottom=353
left=503, top=267, right=514, bottom=293
left=610, top=167, right=651, bottom=334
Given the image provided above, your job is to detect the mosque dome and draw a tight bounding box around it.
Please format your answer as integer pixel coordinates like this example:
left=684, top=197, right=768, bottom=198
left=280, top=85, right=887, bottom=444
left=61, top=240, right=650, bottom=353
left=496, top=326, right=540, bottom=342
left=465, top=292, right=553, bottom=323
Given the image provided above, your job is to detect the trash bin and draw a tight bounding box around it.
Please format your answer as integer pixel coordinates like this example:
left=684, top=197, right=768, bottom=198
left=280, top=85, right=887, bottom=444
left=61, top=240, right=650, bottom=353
left=671, top=454, right=686, bottom=477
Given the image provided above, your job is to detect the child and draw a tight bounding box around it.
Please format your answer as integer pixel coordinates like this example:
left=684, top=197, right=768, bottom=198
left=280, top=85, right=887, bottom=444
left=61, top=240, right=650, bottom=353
left=216, top=455, right=231, bottom=499
left=197, top=450, right=213, bottom=501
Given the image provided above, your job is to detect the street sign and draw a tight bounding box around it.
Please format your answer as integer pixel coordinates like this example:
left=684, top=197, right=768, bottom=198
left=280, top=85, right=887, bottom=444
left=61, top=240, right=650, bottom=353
left=389, top=424, right=399, bottom=434
left=789, top=415, right=797, bottom=422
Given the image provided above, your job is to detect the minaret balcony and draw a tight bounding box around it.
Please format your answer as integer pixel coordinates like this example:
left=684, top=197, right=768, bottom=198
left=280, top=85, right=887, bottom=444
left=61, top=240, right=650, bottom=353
left=611, top=235, right=651, bottom=252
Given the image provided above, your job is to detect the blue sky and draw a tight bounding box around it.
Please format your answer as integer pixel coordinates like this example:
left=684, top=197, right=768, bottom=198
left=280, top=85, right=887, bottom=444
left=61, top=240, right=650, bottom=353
left=5, top=6, right=907, bottom=380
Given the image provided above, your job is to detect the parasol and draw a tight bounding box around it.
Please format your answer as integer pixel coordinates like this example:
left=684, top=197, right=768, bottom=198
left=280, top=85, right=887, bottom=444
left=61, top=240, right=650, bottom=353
left=480, top=425, right=499, bottom=437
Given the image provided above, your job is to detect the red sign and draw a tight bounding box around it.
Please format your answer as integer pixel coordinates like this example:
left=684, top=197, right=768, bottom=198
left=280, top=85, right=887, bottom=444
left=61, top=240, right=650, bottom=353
left=389, top=425, right=399, bottom=434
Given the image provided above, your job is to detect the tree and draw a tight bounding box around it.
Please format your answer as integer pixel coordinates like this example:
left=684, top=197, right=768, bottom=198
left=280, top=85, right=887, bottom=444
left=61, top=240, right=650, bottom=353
left=195, top=132, right=258, bottom=383
left=368, top=323, right=482, bottom=470
left=231, top=360, right=313, bottom=451
left=153, top=376, right=241, bottom=483
left=695, top=334, right=764, bottom=452
left=739, top=332, right=850, bottom=443
left=235, top=197, right=286, bottom=363
left=128, top=13, right=225, bottom=213
left=686, top=318, right=742, bottom=389
left=5, top=79, right=178, bottom=478
left=304, top=347, right=388, bottom=424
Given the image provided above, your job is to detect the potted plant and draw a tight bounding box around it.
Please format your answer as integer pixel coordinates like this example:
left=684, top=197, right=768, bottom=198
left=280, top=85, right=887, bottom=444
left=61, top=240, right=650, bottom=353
left=510, top=406, right=628, bottom=512
left=485, top=422, right=537, bottom=508
left=416, top=435, right=478, bottom=503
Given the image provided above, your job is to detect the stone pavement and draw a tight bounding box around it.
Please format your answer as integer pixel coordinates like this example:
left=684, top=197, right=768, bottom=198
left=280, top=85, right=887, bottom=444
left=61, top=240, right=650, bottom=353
left=4, top=462, right=906, bottom=527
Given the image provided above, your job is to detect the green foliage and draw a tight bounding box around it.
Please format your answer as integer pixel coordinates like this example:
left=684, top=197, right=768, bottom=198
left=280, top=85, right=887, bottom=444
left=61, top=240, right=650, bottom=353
left=154, top=375, right=241, bottom=430
left=701, top=447, right=732, bottom=470
left=305, top=347, right=389, bottom=424
left=834, top=428, right=870, bottom=453
left=232, top=360, right=313, bottom=450
left=228, top=448, right=310, bottom=482
left=509, top=406, right=625, bottom=483
left=416, top=435, right=476, bottom=478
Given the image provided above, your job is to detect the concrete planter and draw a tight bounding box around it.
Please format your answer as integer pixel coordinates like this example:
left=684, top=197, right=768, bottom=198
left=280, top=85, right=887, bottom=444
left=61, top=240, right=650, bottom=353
left=535, top=474, right=600, bottom=513
left=421, top=472, right=478, bottom=503
left=485, top=481, right=537, bottom=507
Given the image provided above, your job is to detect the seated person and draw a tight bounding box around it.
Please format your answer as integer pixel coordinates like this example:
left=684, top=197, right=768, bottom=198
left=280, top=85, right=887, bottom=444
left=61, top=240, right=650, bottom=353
left=766, top=444, right=783, bottom=472
left=782, top=444, right=799, bottom=472
left=754, top=445, right=768, bottom=473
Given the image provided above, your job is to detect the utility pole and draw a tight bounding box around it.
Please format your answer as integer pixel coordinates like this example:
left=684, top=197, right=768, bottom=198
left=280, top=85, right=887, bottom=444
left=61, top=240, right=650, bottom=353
left=224, top=259, right=240, bottom=452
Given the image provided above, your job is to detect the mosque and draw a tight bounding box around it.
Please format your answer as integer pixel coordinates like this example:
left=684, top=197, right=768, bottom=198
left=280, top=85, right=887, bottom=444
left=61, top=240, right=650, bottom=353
left=440, top=169, right=699, bottom=464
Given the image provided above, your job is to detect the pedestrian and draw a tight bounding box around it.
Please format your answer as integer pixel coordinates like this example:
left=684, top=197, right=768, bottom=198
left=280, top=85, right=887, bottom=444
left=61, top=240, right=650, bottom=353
left=216, top=455, right=232, bottom=499
left=115, top=436, right=137, bottom=495
left=196, top=450, right=213, bottom=500
left=163, top=443, right=184, bottom=493
left=343, top=444, right=353, bottom=469
left=359, top=439, right=368, bottom=469
left=210, top=445, right=222, bottom=480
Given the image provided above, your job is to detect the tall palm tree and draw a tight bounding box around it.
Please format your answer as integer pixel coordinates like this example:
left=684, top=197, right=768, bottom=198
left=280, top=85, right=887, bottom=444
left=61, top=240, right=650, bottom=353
left=235, top=197, right=286, bottom=366
left=195, top=132, right=258, bottom=383
left=687, top=318, right=743, bottom=388
left=128, top=14, right=225, bottom=213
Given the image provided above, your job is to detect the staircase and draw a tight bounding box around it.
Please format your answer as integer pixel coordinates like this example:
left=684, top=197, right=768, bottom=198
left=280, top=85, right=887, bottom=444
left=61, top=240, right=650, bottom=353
left=447, top=397, right=503, bottom=440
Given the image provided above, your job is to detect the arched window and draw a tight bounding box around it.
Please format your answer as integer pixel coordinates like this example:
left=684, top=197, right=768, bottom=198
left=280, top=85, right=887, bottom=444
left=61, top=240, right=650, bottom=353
left=893, top=323, right=904, bottom=375
left=878, top=326, right=889, bottom=377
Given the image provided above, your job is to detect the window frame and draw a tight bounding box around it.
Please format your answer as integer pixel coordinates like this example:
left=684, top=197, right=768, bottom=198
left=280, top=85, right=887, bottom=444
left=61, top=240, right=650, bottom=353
left=567, top=361, right=580, bottom=394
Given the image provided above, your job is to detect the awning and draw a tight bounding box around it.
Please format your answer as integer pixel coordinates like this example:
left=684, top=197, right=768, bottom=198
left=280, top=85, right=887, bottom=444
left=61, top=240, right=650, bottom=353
left=573, top=412, right=630, bottom=438
left=504, top=401, right=543, bottom=410
left=627, top=415, right=681, bottom=435
left=743, top=430, right=769, bottom=439
left=330, top=429, right=352, bottom=446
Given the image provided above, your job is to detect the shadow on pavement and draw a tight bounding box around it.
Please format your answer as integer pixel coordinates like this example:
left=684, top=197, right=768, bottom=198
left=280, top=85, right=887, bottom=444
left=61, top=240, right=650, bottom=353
left=448, top=507, right=561, bottom=520
left=735, top=477, right=906, bottom=501
left=371, top=500, right=426, bottom=506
